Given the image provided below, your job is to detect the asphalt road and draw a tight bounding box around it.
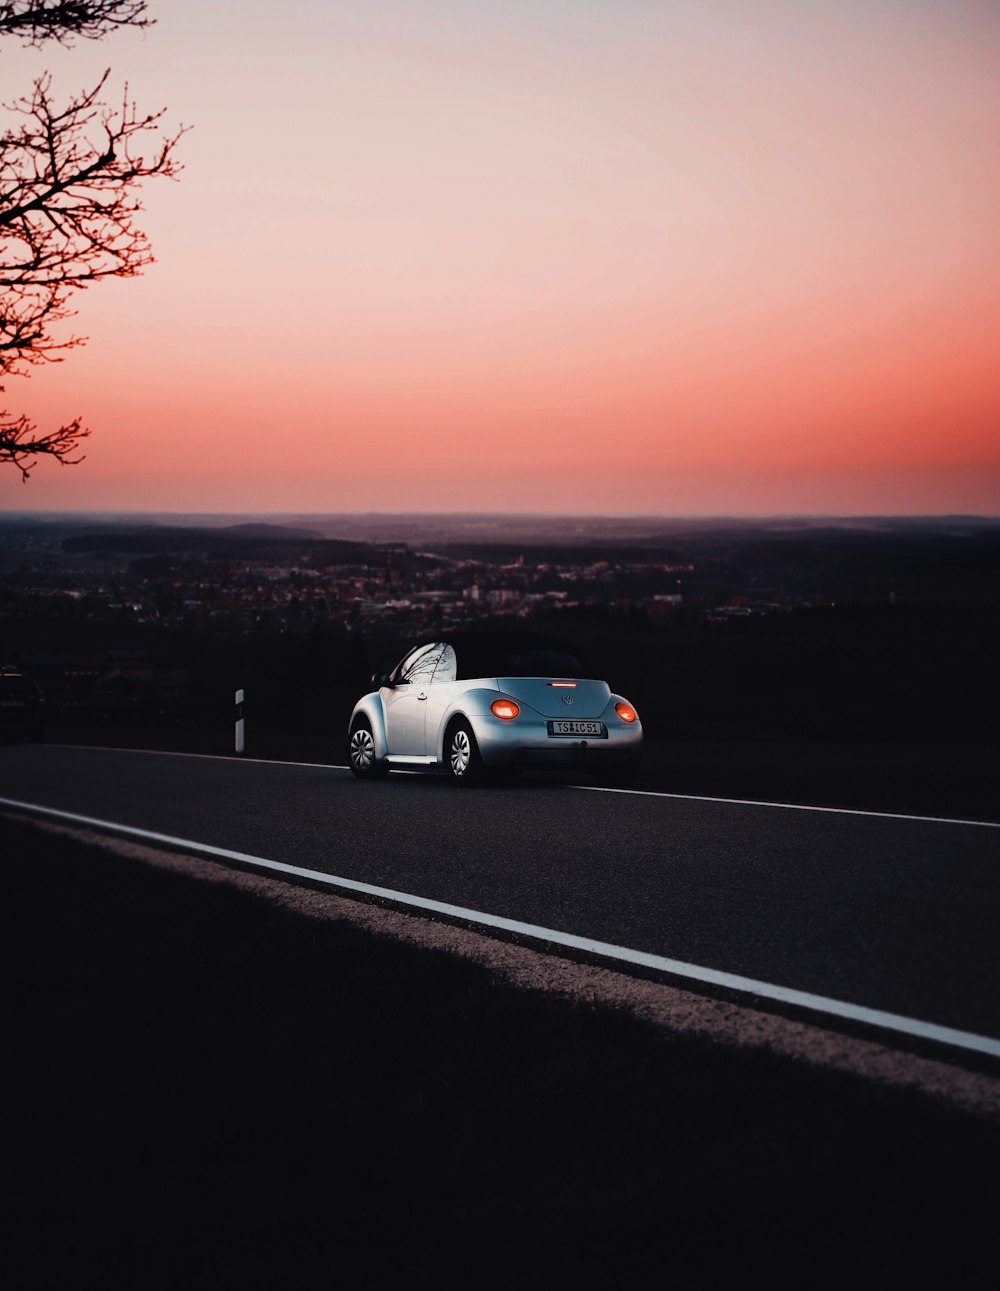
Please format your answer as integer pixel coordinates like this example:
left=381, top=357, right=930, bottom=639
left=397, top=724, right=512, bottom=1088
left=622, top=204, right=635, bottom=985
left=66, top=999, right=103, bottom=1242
left=3, top=743, right=999, bottom=1049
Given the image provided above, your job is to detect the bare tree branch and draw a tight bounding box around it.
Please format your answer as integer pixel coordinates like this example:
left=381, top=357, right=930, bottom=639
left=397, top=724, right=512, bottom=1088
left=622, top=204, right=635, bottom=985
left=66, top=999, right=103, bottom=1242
left=0, top=0, right=184, bottom=477
left=0, top=405, right=88, bottom=478
left=0, top=1, right=151, bottom=48
left=1, top=71, right=186, bottom=377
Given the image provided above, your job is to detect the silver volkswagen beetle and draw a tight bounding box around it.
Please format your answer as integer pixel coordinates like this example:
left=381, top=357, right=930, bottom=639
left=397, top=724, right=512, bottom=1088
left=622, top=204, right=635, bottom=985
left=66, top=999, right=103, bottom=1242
left=347, top=630, right=642, bottom=785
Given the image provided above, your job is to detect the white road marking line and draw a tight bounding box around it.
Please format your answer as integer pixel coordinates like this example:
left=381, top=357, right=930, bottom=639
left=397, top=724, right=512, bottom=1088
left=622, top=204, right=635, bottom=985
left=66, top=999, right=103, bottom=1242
left=35, top=744, right=1000, bottom=829
left=566, top=782, right=1000, bottom=828
left=3, top=794, right=1000, bottom=1062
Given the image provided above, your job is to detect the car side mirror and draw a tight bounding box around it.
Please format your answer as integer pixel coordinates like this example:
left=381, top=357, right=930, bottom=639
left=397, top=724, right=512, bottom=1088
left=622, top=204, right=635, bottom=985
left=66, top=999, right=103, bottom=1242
left=372, top=672, right=393, bottom=689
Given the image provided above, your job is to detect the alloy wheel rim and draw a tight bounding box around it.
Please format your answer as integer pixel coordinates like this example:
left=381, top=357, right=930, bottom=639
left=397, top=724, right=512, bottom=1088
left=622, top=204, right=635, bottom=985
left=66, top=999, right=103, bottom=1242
left=351, top=728, right=374, bottom=769
left=451, top=730, right=471, bottom=776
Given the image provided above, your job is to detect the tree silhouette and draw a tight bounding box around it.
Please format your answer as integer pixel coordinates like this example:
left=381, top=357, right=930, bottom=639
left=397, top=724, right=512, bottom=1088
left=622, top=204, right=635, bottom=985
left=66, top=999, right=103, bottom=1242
left=0, top=2, right=151, bottom=46
left=0, top=1, right=184, bottom=478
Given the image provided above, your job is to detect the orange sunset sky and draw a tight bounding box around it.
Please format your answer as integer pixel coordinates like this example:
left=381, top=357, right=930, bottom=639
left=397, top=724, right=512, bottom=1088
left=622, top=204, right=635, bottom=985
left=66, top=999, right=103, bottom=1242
left=2, top=0, right=999, bottom=517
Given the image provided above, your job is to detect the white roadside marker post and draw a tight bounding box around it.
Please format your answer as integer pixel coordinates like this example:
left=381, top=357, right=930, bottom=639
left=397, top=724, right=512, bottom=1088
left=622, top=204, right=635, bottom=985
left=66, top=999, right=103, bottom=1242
left=235, top=688, right=245, bottom=754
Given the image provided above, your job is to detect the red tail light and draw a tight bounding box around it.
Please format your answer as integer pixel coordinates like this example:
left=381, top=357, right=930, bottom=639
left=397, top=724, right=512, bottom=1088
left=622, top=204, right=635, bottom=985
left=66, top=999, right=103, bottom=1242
left=615, top=701, right=637, bottom=723
left=491, top=699, right=520, bottom=720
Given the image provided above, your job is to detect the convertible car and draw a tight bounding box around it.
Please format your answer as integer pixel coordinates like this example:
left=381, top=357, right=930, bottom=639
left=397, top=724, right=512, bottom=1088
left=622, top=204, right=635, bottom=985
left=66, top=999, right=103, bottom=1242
left=347, top=630, right=641, bottom=785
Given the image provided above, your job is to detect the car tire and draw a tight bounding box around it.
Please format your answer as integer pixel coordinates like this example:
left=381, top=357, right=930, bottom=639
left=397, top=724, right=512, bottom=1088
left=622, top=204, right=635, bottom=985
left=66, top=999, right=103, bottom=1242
left=445, top=718, right=486, bottom=786
left=348, top=716, right=389, bottom=780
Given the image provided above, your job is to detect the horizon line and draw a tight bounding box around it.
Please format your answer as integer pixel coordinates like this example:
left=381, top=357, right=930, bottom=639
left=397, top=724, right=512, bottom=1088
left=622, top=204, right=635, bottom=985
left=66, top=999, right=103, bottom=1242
left=3, top=509, right=999, bottom=522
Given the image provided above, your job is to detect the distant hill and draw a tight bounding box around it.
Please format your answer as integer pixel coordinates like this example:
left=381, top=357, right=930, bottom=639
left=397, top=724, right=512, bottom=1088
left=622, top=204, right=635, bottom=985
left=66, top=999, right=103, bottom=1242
left=3, top=510, right=997, bottom=549
left=57, top=526, right=381, bottom=563
left=221, top=523, right=325, bottom=541
left=292, top=512, right=1000, bottom=547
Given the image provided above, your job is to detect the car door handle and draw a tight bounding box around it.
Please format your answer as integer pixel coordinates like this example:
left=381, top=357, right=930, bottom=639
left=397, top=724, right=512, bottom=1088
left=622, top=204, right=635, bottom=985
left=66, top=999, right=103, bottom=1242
left=417, top=692, right=428, bottom=701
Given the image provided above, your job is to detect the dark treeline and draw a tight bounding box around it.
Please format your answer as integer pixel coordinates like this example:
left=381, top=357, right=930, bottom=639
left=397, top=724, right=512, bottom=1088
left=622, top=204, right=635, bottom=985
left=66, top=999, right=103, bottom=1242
left=60, top=528, right=382, bottom=564
left=6, top=599, right=997, bottom=746
left=532, top=603, right=999, bottom=744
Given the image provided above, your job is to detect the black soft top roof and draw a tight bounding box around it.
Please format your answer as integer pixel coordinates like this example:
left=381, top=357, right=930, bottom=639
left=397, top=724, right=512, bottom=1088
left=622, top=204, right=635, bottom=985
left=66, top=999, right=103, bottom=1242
left=410, top=629, right=589, bottom=680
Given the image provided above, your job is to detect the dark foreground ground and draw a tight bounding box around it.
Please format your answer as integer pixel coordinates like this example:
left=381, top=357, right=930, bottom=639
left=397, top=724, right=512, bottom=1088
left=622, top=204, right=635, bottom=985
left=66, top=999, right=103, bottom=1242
left=3, top=813, right=1000, bottom=1291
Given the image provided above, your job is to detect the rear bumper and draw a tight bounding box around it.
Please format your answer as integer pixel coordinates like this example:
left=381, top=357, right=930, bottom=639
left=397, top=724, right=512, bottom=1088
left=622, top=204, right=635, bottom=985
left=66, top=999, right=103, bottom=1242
left=471, top=712, right=642, bottom=771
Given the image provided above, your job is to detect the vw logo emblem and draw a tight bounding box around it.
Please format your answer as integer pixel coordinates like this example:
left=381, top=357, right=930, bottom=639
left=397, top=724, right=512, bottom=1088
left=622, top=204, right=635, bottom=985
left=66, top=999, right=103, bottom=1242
left=562, top=693, right=575, bottom=706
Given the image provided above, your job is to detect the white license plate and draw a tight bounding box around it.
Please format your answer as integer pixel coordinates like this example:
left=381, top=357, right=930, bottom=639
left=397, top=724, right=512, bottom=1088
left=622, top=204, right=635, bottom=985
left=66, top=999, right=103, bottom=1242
left=547, top=720, right=607, bottom=737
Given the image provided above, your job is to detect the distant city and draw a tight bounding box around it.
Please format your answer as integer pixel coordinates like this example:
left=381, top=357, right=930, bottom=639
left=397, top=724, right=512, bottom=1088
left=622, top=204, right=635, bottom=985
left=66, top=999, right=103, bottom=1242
left=4, top=511, right=997, bottom=639
left=2, top=515, right=694, bottom=634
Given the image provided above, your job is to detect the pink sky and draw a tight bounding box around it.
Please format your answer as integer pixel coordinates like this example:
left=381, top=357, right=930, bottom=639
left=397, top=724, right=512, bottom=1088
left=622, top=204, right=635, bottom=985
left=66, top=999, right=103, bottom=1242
left=2, top=0, right=999, bottom=516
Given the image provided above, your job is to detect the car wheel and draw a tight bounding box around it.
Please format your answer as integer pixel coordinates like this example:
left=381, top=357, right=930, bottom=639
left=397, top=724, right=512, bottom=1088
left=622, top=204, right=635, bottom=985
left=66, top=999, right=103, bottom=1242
left=446, top=719, right=485, bottom=786
left=348, top=716, right=389, bottom=780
